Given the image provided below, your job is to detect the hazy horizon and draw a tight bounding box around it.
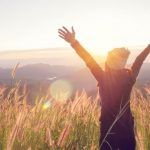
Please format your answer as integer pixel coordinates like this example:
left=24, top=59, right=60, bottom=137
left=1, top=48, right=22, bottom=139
left=0, top=46, right=149, bottom=68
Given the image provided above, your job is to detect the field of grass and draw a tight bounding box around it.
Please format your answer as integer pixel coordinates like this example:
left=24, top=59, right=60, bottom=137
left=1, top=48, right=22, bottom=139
left=0, top=81, right=150, bottom=150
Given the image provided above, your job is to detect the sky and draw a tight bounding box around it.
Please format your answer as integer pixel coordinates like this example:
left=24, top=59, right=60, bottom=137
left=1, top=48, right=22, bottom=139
left=0, top=0, right=150, bottom=54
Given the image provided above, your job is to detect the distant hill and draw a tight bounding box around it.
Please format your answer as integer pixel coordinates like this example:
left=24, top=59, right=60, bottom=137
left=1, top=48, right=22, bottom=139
left=0, top=63, right=149, bottom=101
left=0, top=63, right=80, bottom=80
left=138, top=63, right=150, bottom=82
left=0, top=62, right=149, bottom=86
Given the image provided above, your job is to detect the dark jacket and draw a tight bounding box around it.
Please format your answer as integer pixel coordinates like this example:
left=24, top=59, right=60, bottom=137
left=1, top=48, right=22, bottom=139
left=71, top=41, right=150, bottom=137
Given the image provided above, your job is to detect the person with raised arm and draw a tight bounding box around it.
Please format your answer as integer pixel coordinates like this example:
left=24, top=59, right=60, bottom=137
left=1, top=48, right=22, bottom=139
left=58, top=26, right=150, bottom=150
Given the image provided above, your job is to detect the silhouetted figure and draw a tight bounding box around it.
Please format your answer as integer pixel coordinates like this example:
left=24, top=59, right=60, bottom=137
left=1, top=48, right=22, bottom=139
left=58, top=26, right=150, bottom=150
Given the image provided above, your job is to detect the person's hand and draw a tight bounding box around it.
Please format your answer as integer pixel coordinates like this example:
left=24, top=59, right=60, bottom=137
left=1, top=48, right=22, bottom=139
left=58, top=26, right=76, bottom=44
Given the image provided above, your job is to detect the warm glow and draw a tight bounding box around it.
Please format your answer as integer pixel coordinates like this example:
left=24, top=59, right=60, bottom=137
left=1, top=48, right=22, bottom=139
left=50, top=79, right=73, bottom=102
left=0, top=0, right=149, bottom=51
left=90, top=48, right=110, bottom=56
left=42, top=101, right=51, bottom=110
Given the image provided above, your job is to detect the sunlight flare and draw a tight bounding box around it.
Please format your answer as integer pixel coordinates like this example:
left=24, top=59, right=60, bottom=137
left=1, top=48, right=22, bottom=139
left=50, top=79, right=73, bottom=102
left=42, top=101, right=51, bottom=110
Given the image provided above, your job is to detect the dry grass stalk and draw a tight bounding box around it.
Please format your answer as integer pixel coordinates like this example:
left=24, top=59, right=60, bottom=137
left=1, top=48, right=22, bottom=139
left=11, top=63, right=20, bottom=79
left=57, top=123, right=72, bottom=147
left=7, top=112, right=25, bottom=150
left=45, top=128, right=54, bottom=147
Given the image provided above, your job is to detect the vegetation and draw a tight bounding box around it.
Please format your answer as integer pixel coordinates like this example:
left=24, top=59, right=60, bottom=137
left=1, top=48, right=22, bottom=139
left=0, top=64, right=149, bottom=149
left=0, top=81, right=149, bottom=150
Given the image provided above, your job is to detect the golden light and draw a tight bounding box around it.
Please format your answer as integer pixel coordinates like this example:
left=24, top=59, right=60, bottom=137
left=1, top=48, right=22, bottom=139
left=50, top=79, right=73, bottom=102
left=42, top=101, right=51, bottom=110
left=89, top=45, right=113, bottom=58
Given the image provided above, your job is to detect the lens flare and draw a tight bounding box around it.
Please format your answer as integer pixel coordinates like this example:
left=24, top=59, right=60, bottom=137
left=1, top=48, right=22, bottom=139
left=50, top=79, right=73, bottom=102
left=42, top=101, right=51, bottom=110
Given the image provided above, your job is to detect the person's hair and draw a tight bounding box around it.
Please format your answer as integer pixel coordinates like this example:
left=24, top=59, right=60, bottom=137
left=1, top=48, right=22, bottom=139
left=106, top=47, right=130, bottom=69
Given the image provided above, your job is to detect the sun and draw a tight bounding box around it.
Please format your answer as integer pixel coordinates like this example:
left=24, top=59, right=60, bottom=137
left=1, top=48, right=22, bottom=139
left=89, top=46, right=111, bottom=57
left=88, top=46, right=112, bottom=64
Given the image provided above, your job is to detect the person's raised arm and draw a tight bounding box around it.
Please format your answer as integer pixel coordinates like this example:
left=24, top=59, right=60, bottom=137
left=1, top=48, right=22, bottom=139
left=58, top=26, right=103, bottom=81
left=131, top=44, right=150, bottom=79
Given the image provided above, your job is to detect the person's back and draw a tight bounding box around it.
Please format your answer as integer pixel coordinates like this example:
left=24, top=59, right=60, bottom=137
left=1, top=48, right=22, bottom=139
left=99, top=66, right=134, bottom=121
left=98, top=65, right=136, bottom=149
left=58, top=26, right=150, bottom=150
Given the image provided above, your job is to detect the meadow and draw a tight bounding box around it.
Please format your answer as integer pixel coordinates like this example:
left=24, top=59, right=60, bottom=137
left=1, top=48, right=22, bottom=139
left=0, top=80, right=149, bottom=150
left=0, top=64, right=150, bottom=150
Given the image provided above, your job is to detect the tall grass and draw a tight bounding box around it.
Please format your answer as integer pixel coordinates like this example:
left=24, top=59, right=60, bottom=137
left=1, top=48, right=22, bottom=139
left=0, top=82, right=149, bottom=150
